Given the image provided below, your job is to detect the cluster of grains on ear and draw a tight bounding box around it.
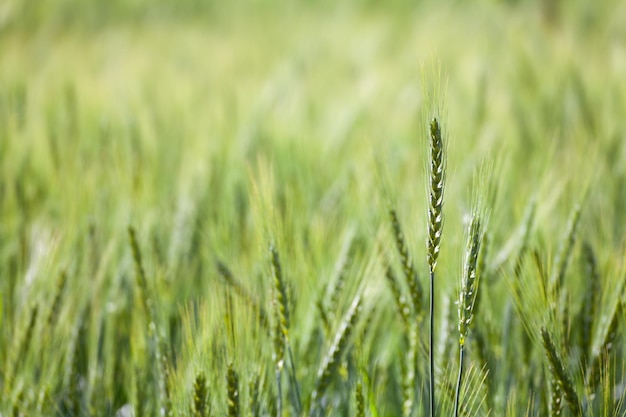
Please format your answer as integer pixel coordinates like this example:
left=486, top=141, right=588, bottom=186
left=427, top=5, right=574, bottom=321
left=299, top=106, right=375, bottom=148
left=540, top=328, right=583, bottom=417
left=227, top=363, right=240, bottom=417
left=427, top=118, right=445, bottom=274
left=355, top=382, right=365, bottom=417
left=128, top=227, right=154, bottom=321
left=191, top=372, right=209, bottom=417
left=390, top=209, right=424, bottom=318
left=270, top=244, right=290, bottom=343
left=458, top=216, right=482, bottom=347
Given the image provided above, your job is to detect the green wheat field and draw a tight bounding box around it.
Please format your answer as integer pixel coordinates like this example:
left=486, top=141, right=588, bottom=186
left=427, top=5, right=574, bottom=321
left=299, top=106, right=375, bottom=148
left=1, top=0, right=626, bottom=416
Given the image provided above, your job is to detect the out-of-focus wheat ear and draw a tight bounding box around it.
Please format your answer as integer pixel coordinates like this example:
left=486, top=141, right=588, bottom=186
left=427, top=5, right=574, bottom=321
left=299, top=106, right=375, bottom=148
left=5, top=304, right=39, bottom=396
left=310, top=295, right=362, bottom=416
left=427, top=117, right=445, bottom=417
left=549, top=203, right=582, bottom=298
left=191, top=372, right=209, bottom=417
left=249, top=373, right=260, bottom=417
left=268, top=243, right=302, bottom=414
left=455, top=214, right=483, bottom=417
left=46, top=270, right=67, bottom=328
left=227, top=362, right=240, bottom=417
left=390, top=208, right=424, bottom=319
left=580, top=241, right=600, bottom=363
left=540, top=327, right=583, bottom=417
left=64, top=309, right=88, bottom=416
left=216, top=260, right=270, bottom=333
left=160, top=349, right=174, bottom=417
left=384, top=265, right=411, bottom=330
left=355, top=382, right=365, bottom=417
left=270, top=244, right=290, bottom=343
left=128, top=227, right=154, bottom=321
left=402, top=321, right=419, bottom=417
left=587, top=302, right=621, bottom=393
left=272, top=318, right=285, bottom=417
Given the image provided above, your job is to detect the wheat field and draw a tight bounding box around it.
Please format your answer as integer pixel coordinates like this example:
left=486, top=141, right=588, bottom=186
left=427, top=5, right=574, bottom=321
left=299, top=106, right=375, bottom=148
left=1, top=1, right=626, bottom=416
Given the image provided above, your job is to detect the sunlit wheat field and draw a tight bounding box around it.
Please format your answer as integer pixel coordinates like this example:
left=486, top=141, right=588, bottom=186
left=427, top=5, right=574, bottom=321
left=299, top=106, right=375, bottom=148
left=1, top=1, right=626, bottom=416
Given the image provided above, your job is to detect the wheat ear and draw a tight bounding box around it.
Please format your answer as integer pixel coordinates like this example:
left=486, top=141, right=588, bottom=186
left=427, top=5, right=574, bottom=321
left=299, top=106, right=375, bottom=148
left=428, top=117, right=445, bottom=417
left=454, top=215, right=483, bottom=417
left=191, top=372, right=210, bottom=417
left=355, top=382, right=365, bottom=417
left=390, top=208, right=424, bottom=318
left=227, top=363, right=240, bottom=417
left=269, top=244, right=302, bottom=415
left=540, top=327, right=583, bottom=417
left=310, top=295, right=361, bottom=416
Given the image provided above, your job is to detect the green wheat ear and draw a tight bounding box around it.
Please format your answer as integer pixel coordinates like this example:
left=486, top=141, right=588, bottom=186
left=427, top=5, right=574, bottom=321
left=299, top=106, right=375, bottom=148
left=310, top=295, right=362, bottom=415
left=458, top=215, right=482, bottom=347
left=191, top=372, right=210, bottom=417
left=389, top=208, right=424, bottom=319
left=226, top=362, right=240, bottom=417
left=427, top=118, right=445, bottom=275
left=540, top=327, right=583, bottom=417
left=454, top=214, right=483, bottom=417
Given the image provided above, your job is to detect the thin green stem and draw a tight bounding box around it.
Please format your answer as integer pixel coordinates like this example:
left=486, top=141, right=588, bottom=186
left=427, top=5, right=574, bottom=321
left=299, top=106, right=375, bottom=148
left=430, top=270, right=436, bottom=417
left=454, top=346, right=465, bottom=417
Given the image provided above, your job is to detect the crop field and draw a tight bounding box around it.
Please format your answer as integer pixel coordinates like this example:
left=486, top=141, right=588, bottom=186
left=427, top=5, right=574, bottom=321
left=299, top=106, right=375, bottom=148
left=1, top=0, right=626, bottom=416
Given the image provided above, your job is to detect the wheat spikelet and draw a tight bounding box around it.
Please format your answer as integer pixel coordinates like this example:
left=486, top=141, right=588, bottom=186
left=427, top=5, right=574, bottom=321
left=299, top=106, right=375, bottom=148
left=390, top=208, right=424, bottom=318
left=227, top=362, right=240, bottom=417
left=191, top=372, right=209, bottom=417
left=310, top=295, right=361, bottom=415
left=540, top=327, right=583, bottom=417
left=355, top=382, right=365, bottom=417
left=128, top=226, right=153, bottom=320
left=270, top=244, right=290, bottom=343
